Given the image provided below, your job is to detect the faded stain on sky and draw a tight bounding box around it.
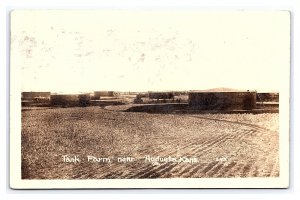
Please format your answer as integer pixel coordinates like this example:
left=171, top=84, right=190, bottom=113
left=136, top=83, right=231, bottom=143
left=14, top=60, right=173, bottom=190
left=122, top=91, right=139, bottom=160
left=10, top=11, right=289, bottom=93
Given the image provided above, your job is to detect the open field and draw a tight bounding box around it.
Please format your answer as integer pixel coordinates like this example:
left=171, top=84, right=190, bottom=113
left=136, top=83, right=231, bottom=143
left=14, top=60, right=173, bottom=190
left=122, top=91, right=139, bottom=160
left=21, top=106, right=279, bottom=179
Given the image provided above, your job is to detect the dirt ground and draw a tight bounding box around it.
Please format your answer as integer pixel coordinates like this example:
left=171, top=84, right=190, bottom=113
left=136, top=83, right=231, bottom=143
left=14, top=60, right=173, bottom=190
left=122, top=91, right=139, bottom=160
left=21, top=106, right=279, bottom=179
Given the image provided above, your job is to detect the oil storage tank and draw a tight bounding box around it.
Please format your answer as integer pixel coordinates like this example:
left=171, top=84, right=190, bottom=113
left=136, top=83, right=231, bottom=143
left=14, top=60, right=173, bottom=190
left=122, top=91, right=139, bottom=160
left=50, top=94, right=90, bottom=107
left=188, top=91, right=256, bottom=110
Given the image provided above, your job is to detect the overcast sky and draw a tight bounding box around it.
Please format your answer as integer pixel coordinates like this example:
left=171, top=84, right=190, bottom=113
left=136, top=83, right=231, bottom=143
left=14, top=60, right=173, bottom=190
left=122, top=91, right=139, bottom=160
left=11, top=10, right=290, bottom=93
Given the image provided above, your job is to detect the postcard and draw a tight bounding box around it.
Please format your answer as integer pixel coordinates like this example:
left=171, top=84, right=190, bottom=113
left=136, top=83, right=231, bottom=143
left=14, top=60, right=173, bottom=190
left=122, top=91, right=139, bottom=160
left=10, top=10, right=290, bottom=188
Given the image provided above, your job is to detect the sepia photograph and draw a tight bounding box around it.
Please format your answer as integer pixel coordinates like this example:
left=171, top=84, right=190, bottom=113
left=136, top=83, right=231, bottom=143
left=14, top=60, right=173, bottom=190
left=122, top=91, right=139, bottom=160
left=10, top=10, right=290, bottom=188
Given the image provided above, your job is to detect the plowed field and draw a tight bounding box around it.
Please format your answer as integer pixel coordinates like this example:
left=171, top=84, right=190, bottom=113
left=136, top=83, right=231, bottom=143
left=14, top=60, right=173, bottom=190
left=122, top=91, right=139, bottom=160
left=21, top=106, right=279, bottom=179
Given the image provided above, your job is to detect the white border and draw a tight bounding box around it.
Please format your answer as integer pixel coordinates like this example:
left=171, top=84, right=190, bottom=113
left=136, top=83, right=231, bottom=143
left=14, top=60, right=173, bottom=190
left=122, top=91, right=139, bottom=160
left=1, top=0, right=299, bottom=199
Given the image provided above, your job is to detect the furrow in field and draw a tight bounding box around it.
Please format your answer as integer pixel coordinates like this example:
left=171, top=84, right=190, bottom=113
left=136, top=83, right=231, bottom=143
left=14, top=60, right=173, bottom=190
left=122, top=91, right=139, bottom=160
left=135, top=163, right=176, bottom=179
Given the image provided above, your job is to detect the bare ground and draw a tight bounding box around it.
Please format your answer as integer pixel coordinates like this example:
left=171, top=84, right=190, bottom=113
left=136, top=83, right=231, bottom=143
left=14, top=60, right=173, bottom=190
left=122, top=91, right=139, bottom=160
left=21, top=106, right=279, bottom=179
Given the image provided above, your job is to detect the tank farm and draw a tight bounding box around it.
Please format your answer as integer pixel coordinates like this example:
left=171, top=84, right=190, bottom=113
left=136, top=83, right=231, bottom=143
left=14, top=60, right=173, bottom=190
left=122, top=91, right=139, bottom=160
left=21, top=90, right=279, bottom=179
